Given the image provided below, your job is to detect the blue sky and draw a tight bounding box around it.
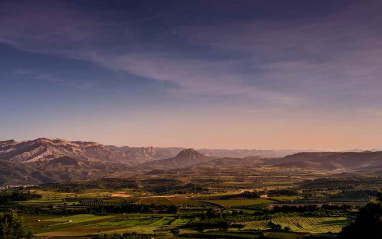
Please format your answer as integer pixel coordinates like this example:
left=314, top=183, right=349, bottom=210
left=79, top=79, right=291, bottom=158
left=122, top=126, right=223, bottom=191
left=1, top=0, right=382, bottom=149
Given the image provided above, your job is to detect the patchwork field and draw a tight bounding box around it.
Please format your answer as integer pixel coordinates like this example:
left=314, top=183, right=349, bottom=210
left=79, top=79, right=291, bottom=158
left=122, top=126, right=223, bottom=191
left=32, top=214, right=178, bottom=237
left=3, top=166, right=374, bottom=239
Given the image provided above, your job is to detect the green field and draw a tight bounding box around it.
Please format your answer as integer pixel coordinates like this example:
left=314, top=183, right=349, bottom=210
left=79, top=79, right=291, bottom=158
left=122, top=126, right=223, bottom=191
left=44, top=214, right=114, bottom=223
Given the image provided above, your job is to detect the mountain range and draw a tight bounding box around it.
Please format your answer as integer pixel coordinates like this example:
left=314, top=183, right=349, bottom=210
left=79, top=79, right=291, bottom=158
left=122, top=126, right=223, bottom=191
left=0, top=138, right=317, bottom=164
left=1, top=138, right=382, bottom=185
left=0, top=138, right=178, bottom=165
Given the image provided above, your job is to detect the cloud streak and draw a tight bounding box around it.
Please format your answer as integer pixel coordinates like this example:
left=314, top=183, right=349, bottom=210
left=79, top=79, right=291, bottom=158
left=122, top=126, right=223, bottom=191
left=0, top=0, right=381, bottom=111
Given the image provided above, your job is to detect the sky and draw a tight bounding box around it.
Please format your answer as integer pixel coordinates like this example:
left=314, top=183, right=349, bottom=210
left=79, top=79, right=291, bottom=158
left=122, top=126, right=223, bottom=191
left=0, top=0, right=382, bottom=150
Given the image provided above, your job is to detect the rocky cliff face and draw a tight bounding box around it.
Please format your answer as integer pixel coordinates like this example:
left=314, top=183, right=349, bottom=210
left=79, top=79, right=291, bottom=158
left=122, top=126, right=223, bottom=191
left=0, top=138, right=117, bottom=163
left=0, top=138, right=180, bottom=164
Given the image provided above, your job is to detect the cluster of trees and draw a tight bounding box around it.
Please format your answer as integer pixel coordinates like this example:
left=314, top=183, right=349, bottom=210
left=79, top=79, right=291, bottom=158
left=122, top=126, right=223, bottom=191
left=99, top=178, right=139, bottom=190
left=41, top=178, right=206, bottom=195
left=215, top=191, right=261, bottom=200
left=338, top=191, right=382, bottom=239
left=187, top=221, right=233, bottom=231
left=272, top=205, right=319, bottom=213
left=272, top=204, right=353, bottom=214
left=267, top=189, right=298, bottom=196
left=321, top=204, right=353, bottom=210
left=0, top=190, right=42, bottom=203
left=41, top=182, right=97, bottom=193
left=188, top=209, right=271, bottom=232
left=328, top=189, right=378, bottom=201
left=267, top=221, right=290, bottom=232
left=139, top=178, right=184, bottom=193
left=301, top=177, right=382, bottom=191
left=22, top=203, right=179, bottom=216
left=0, top=211, right=32, bottom=239
left=41, top=178, right=139, bottom=192
left=187, top=210, right=244, bottom=232
left=145, top=182, right=205, bottom=194
left=195, top=208, right=267, bottom=223
left=79, top=199, right=118, bottom=206
left=238, top=191, right=261, bottom=198
left=168, top=183, right=205, bottom=194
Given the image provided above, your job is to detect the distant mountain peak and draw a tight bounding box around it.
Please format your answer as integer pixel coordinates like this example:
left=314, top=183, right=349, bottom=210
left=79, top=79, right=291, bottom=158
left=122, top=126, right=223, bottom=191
left=175, top=148, right=206, bottom=159
left=137, top=148, right=210, bottom=170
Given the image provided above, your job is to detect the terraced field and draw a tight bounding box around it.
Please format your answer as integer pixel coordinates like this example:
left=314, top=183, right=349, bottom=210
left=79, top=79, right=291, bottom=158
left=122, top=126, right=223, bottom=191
left=243, top=215, right=351, bottom=233
left=243, top=219, right=270, bottom=230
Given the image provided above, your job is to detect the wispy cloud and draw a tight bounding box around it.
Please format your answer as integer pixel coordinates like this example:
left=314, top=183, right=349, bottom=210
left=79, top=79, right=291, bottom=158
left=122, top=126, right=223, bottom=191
left=1, top=0, right=381, bottom=110
left=174, top=0, right=382, bottom=107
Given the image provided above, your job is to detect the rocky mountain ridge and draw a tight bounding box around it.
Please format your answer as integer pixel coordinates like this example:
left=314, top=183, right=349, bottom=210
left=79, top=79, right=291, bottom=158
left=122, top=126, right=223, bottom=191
left=0, top=138, right=179, bottom=165
left=0, top=138, right=317, bottom=165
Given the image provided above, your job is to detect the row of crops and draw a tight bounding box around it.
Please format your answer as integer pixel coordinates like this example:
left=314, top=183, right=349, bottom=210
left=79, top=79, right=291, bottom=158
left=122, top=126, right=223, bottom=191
left=243, top=215, right=351, bottom=233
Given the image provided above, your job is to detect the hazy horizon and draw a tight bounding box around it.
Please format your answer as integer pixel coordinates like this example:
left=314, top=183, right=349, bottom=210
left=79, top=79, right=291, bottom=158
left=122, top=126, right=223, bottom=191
left=1, top=0, right=382, bottom=150
left=2, top=137, right=381, bottom=152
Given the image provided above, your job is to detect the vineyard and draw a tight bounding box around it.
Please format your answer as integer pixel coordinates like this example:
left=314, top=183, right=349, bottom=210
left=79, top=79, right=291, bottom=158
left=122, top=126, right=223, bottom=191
left=243, top=215, right=351, bottom=233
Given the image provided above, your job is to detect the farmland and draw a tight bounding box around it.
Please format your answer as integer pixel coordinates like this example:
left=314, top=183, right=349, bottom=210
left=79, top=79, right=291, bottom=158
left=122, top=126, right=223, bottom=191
left=33, top=215, right=177, bottom=236
left=1, top=166, right=380, bottom=238
left=25, top=212, right=351, bottom=237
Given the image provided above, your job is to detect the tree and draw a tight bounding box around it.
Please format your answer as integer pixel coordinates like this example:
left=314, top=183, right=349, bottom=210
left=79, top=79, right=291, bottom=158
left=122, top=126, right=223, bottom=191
left=267, top=221, right=282, bottom=231
left=338, top=190, right=382, bottom=239
left=284, top=226, right=291, bottom=232
left=377, top=190, right=382, bottom=202
left=0, top=210, right=33, bottom=239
